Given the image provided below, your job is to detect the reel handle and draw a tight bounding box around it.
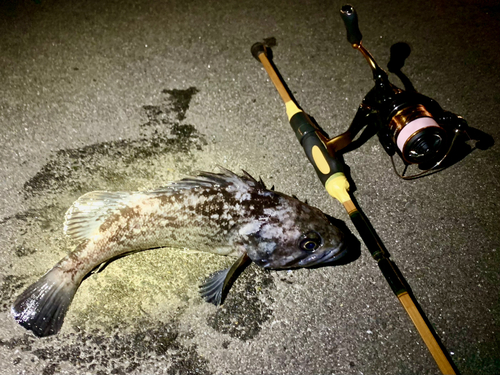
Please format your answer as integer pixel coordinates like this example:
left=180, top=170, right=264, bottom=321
left=340, top=4, right=362, bottom=46
left=340, top=5, right=385, bottom=79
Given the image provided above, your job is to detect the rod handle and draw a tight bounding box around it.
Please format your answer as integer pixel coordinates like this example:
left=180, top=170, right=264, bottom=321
left=340, top=4, right=363, bottom=46
left=289, top=112, right=344, bottom=185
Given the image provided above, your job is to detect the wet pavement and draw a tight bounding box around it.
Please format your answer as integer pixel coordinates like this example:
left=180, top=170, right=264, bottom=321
left=0, top=0, right=499, bottom=374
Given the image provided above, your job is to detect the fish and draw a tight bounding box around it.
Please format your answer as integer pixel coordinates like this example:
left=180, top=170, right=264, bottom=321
left=11, top=169, right=348, bottom=337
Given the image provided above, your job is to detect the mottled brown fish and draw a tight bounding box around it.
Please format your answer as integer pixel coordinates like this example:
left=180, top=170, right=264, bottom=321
left=12, top=169, right=348, bottom=337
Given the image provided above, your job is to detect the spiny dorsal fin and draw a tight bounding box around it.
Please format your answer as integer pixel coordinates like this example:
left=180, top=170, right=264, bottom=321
left=291, top=194, right=306, bottom=204
left=63, top=191, right=134, bottom=242
left=154, top=169, right=266, bottom=192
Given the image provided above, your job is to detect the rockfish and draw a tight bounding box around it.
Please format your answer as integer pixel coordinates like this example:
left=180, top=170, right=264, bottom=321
left=12, top=169, right=348, bottom=337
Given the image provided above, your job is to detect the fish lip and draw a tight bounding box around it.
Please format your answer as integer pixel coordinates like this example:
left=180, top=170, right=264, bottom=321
left=259, top=242, right=348, bottom=269
left=296, top=242, right=347, bottom=268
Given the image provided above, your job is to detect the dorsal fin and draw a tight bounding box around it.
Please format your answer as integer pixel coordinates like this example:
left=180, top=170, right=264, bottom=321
left=153, top=168, right=266, bottom=192
left=63, top=191, right=134, bottom=241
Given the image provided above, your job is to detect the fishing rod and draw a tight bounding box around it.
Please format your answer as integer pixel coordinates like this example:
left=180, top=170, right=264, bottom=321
left=251, top=5, right=461, bottom=375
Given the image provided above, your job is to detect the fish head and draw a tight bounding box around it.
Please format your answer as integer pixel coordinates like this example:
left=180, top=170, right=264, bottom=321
left=242, top=196, right=347, bottom=269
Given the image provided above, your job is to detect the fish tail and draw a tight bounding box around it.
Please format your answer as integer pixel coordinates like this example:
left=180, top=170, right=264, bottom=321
left=11, top=267, right=78, bottom=337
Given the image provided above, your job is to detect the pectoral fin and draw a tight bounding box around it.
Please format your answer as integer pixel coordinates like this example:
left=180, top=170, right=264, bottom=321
left=199, top=253, right=252, bottom=306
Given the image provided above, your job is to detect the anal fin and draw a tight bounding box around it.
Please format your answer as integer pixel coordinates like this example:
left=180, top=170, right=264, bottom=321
left=199, top=253, right=252, bottom=306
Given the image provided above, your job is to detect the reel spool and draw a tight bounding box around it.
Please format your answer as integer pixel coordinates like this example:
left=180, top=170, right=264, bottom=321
left=331, top=5, right=469, bottom=179
left=387, top=105, right=444, bottom=165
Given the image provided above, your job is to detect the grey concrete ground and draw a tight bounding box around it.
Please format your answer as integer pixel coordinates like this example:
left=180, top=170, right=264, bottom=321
left=0, top=0, right=499, bottom=374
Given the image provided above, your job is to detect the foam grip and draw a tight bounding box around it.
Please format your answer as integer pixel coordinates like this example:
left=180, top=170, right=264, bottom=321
left=340, top=5, right=362, bottom=46
left=289, top=112, right=344, bottom=185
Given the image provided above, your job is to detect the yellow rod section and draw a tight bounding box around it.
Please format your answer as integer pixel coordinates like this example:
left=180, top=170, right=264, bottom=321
left=399, top=292, right=456, bottom=375
left=257, top=54, right=292, bottom=104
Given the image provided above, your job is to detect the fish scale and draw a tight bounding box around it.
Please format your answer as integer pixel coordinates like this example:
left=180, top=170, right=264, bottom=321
left=11, top=169, right=348, bottom=337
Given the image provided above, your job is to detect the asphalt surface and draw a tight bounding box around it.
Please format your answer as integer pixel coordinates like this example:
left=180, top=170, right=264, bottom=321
left=0, top=0, right=499, bottom=374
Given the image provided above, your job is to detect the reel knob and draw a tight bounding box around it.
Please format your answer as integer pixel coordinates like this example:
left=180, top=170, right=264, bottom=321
left=340, top=5, right=363, bottom=46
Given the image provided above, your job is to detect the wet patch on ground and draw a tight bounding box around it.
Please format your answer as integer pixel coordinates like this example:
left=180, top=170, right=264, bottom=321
left=0, top=275, right=27, bottom=312
left=23, top=87, right=205, bottom=197
left=0, top=202, right=68, bottom=231
left=14, top=243, right=38, bottom=257
left=162, top=87, right=199, bottom=122
left=0, top=208, right=41, bottom=226
left=207, top=264, right=275, bottom=341
left=0, top=321, right=212, bottom=375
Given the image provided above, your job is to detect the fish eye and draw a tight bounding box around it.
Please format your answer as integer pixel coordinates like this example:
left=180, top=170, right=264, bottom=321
left=298, top=231, right=323, bottom=251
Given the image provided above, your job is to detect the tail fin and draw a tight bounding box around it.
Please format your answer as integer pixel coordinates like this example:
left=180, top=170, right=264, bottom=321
left=11, top=268, right=78, bottom=337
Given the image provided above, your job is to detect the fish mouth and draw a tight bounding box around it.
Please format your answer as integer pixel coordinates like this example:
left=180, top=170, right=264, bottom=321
left=259, top=241, right=348, bottom=270
left=296, top=242, right=348, bottom=268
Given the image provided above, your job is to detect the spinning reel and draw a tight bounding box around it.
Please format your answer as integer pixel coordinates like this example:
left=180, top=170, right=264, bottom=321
left=324, top=5, right=470, bottom=179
